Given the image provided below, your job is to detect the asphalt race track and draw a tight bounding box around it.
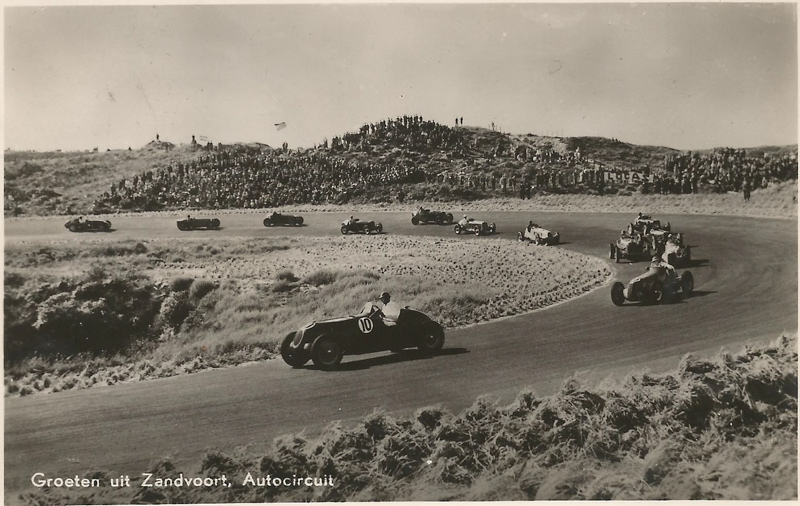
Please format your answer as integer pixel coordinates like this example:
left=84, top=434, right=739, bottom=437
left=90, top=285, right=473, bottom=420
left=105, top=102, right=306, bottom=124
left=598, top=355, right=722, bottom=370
left=4, top=211, right=798, bottom=497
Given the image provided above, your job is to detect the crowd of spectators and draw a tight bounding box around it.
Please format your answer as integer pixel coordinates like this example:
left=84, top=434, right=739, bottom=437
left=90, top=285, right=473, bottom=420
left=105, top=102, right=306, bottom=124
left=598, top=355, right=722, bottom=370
left=658, top=148, right=797, bottom=194
left=313, top=115, right=470, bottom=156
left=95, top=145, right=423, bottom=210
left=93, top=116, right=797, bottom=211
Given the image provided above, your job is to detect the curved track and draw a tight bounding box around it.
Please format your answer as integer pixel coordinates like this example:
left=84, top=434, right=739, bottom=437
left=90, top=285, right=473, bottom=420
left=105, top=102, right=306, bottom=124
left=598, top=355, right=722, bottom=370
left=4, top=212, right=797, bottom=496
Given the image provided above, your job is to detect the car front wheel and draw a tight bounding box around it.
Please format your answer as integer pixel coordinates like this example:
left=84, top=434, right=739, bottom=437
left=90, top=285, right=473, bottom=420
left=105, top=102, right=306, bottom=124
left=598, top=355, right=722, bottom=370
left=312, top=336, right=343, bottom=370
left=681, top=271, right=694, bottom=298
left=340, top=225, right=348, bottom=234
left=611, top=282, right=625, bottom=306
left=281, top=332, right=308, bottom=367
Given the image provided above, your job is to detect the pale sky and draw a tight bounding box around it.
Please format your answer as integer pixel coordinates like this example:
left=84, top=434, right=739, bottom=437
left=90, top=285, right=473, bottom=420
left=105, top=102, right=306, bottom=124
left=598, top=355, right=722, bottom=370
left=4, top=3, right=798, bottom=152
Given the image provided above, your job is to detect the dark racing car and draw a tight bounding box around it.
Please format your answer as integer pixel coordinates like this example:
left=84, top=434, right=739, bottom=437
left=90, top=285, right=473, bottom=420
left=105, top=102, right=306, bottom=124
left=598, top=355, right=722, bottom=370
left=611, top=264, right=694, bottom=306
left=177, top=216, right=221, bottom=231
left=280, top=303, right=445, bottom=369
left=629, top=214, right=671, bottom=235
left=64, top=217, right=112, bottom=232
left=412, top=208, right=454, bottom=225
left=341, top=218, right=383, bottom=235
left=263, top=212, right=304, bottom=227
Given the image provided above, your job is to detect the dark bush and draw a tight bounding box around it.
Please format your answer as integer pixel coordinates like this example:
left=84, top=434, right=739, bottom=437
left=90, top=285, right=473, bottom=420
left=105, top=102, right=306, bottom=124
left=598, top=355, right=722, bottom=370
left=189, top=279, right=217, bottom=301
left=170, top=277, right=195, bottom=292
left=274, top=270, right=299, bottom=282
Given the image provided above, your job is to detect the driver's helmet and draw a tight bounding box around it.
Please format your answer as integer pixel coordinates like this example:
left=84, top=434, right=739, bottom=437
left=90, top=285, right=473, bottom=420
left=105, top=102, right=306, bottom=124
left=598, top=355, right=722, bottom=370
left=651, top=255, right=661, bottom=263
left=379, top=291, right=390, bottom=302
left=463, top=215, right=468, bottom=219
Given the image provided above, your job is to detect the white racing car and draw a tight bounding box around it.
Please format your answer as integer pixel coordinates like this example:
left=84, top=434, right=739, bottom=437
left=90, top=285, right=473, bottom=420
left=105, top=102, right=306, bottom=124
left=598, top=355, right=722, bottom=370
left=517, top=222, right=560, bottom=245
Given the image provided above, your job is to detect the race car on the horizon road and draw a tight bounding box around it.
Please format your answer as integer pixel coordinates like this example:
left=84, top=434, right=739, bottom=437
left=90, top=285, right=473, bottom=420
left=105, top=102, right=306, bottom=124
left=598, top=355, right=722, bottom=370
left=411, top=208, right=454, bottom=225
left=177, top=216, right=221, bottom=231
left=517, top=222, right=560, bottom=245
left=610, top=230, right=653, bottom=263
left=280, top=302, right=445, bottom=369
left=611, top=264, right=694, bottom=306
left=629, top=214, right=671, bottom=235
left=64, top=217, right=112, bottom=232
left=263, top=211, right=304, bottom=227
left=454, top=217, right=496, bottom=236
left=341, top=218, right=383, bottom=234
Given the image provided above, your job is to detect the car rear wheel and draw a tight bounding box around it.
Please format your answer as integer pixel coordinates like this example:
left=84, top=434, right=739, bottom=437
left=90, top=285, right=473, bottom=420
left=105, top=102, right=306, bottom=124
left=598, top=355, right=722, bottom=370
left=446, top=213, right=453, bottom=223
left=376, top=223, right=383, bottom=233
left=103, top=221, right=112, bottom=231
left=418, top=325, right=445, bottom=355
left=312, top=336, right=343, bottom=370
left=609, top=243, right=615, bottom=259
left=518, top=231, right=525, bottom=242
left=281, top=332, right=308, bottom=368
left=295, top=217, right=304, bottom=226
left=611, top=282, right=625, bottom=306
left=211, top=219, right=221, bottom=229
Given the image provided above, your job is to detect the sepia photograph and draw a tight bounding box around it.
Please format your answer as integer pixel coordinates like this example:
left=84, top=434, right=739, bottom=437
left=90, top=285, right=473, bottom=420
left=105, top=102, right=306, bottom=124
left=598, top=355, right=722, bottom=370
left=4, top=2, right=798, bottom=503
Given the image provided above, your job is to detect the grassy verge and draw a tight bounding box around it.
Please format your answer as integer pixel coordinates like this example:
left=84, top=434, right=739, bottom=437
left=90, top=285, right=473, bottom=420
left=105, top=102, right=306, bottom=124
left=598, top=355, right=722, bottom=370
left=18, top=334, right=797, bottom=503
left=4, top=236, right=610, bottom=396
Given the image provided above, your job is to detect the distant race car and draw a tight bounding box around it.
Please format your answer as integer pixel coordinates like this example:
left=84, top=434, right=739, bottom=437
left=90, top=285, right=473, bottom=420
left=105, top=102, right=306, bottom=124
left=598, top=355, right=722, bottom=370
left=454, top=218, right=496, bottom=236
left=611, top=265, right=694, bottom=306
left=662, top=233, right=692, bottom=267
left=64, top=217, right=112, bottom=232
left=280, top=303, right=445, bottom=369
left=341, top=218, right=383, bottom=235
left=263, top=212, right=304, bottom=227
left=629, top=215, right=671, bottom=235
left=177, top=216, right=221, bottom=231
left=517, top=222, right=560, bottom=245
left=411, top=208, right=454, bottom=225
left=610, top=230, right=653, bottom=263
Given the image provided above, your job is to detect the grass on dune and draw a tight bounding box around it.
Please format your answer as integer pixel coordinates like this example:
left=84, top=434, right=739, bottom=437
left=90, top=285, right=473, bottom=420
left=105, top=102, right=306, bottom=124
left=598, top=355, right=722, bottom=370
left=4, top=235, right=610, bottom=395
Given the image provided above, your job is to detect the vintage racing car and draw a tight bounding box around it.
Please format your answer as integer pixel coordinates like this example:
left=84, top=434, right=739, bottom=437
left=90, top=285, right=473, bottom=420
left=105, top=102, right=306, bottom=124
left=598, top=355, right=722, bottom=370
left=341, top=218, right=383, bottom=234
left=517, top=222, right=560, bottom=245
left=280, top=303, right=445, bottom=369
left=64, top=217, right=112, bottom=232
left=263, top=212, right=304, bottom=227
left=611, top=266, right=694, bottom=306
left=629, top=214, right=671, bottom=235
left=610, top=231, right=653, bottom=263
left=661, top=233, right=692, bottom=267
left=454, top=218, right=496, bottom=236
left=177, top=216, right=221, bottom=231
left=411, top=208, right=454, bottom=225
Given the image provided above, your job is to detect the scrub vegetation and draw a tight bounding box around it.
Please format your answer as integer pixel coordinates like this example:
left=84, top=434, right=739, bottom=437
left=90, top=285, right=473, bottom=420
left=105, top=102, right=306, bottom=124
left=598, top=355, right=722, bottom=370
left=18, top=334, right=796, bottom=503
left=4, top=236, right=610, bottom=396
